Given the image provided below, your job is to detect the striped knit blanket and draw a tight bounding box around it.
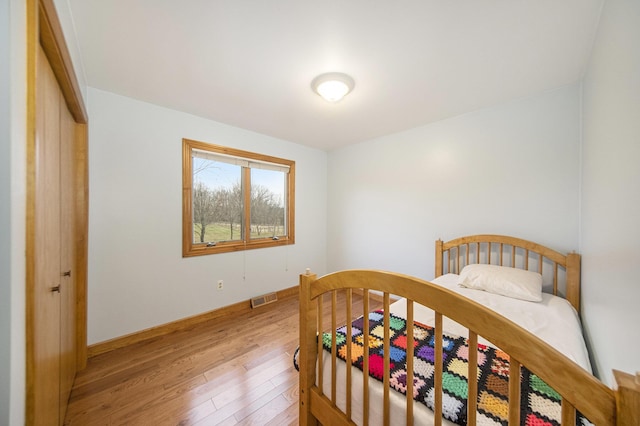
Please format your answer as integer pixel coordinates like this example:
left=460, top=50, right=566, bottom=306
left=322, top=310, right=586, bottom=426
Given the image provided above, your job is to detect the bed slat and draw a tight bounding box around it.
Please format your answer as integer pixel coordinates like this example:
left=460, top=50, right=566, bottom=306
left=317, top=296, right=323, bottom=393
left=406, top=300, right=415, bottom=426
left=383, top=293, right=391, bottom=426
left=475, top=242, right=480, bottom=265
left=455, top=246, right=459, bottom=273
left=561, top=399, right=577, bottom=426
left=538, top=254, right=543, bottom=274
left=331, top=291, right=337, bottom=404
left=488, top=242, right=492, bottom=265
left=509, top=358, right=521, bottom=425
left=363, top=290, right=370, bottom=425
left=346, top=289, right=353, bottom=420
left=466, top=243, right=470, bottom=267
left=434, top=312, right=443, bottom=426
left=467, top=332, right=478, bottom=425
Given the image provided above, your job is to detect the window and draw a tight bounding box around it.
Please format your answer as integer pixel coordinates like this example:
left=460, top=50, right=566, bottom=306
left=182, top=139, right=295, bottom=257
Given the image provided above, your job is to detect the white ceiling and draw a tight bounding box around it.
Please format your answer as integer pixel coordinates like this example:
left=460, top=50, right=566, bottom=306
left=66, top=0, right=603, bottom=151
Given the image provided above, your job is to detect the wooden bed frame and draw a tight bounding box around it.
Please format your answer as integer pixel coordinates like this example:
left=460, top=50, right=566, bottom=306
left=298, top=235, right=639, bottom=425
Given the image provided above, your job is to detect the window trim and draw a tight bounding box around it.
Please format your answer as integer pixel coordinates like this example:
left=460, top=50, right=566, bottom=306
left=182, top=138, right=295, bottom=257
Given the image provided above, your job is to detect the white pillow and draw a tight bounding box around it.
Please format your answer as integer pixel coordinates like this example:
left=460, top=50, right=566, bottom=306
left=457, top=264, right=543, bottom=302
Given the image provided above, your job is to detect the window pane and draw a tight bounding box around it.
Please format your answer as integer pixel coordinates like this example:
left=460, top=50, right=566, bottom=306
left=250, top=168, right=286, bottom=240
left=192, top=157, right=242, bottom=243
left=183, top=138, right=294, bottom=257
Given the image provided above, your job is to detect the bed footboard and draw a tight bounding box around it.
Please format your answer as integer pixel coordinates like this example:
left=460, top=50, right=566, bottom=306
left=298, top=269, right=639, bottom=426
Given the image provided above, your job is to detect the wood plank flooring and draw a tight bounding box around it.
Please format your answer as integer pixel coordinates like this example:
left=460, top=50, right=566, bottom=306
left=64, top=291, right=382, bottom=426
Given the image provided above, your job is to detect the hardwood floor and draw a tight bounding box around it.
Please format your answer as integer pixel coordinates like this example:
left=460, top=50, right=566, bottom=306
left=64, top=291, right=382, bottom=425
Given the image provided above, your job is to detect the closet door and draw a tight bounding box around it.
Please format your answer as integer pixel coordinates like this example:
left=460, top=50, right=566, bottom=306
left=31, top=42, right=78, bottom=426
left=32, top=45, right=62, bottom=425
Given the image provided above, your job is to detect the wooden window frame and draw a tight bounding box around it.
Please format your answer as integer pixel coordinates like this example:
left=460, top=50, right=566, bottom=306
left=182, top=138, right=295, bottom=257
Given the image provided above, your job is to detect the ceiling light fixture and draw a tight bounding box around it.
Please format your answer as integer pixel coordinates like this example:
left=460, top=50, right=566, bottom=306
left=311, top=72, right=355, bottom=102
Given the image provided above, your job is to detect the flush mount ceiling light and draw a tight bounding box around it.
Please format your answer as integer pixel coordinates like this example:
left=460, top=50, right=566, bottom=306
left=311, top=72, right=355, bottom=102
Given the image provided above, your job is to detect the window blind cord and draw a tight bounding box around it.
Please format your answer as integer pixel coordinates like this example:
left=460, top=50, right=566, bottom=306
left=243, top=238, right=247, bottom=281
left=285, top=239, right=289, bottom=272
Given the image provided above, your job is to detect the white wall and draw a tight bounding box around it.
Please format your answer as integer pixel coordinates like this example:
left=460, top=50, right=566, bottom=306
left=580, top=0, right=640, bottom=384
left=1, top=0, right=12, bottom=421
left=3, top=0, right=27, bottom=424
left=327, top=85, right=581, bottom=282
left=87, top=88, right=327, bottom=344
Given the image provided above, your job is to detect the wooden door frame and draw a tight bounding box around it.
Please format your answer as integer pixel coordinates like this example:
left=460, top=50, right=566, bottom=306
left=26, top=0, right=88, bottom=423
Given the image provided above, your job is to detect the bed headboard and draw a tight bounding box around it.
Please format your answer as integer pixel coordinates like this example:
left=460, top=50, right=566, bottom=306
left=435, top=234, right=581, bottom=312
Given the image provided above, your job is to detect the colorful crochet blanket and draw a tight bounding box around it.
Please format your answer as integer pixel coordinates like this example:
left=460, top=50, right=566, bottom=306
left=322, top=310, right=584, bottom=426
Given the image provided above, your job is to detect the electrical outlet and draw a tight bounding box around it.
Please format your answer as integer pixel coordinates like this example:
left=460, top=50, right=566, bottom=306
left=217, top=280, right=223, bottom=290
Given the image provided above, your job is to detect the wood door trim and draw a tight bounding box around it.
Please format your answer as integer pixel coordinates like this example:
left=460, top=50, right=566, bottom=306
left=37, top=0, right=87, bottom=124
left=25, top=4, right=38, bottom=423
left=73, top=122, right=88, bottom=368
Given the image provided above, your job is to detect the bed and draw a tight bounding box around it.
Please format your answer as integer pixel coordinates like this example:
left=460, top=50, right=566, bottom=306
left=298, top=235, right=639, bottom=425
